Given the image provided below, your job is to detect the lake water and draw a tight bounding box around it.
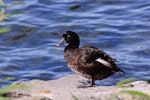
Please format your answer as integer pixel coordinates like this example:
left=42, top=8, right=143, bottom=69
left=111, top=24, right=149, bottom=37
left=0, top=0, right=150, bottom=87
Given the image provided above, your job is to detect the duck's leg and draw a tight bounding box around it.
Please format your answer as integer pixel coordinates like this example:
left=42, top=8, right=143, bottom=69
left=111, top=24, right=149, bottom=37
left=90, top=78, right=95, bottom=87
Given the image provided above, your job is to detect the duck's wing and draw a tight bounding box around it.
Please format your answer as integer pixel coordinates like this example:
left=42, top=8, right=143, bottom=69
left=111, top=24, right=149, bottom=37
left=78, top=46, right=123, bottom=72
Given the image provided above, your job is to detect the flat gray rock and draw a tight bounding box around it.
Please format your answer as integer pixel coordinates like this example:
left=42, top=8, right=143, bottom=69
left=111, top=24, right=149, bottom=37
left=6, top=74, right=150, bottom=100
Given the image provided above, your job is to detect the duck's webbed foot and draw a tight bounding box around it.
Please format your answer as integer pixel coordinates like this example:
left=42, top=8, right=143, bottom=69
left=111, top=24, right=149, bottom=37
left=77, top=79, right=95, bottom=88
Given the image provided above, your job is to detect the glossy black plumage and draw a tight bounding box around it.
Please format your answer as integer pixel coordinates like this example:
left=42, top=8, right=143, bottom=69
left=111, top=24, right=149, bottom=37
left=57, top=31, right=124, bottom=86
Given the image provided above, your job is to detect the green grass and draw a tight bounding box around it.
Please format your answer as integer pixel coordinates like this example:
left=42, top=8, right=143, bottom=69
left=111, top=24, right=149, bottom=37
left=0, top=0, right=24, bottom=22
left=0, top=84, right=28, bottom=94
left=0, top=0, right=5, bottom=6
left=121, top=90, right=150, bottom=100
left=71, top=93, right=78, bottom=100
left=0, top=84, right=29, bottom=100
left=3, top=77, right=16, bottom=81
left=116, top=78, right=139, bottom=87
left=0, top=27, right=11, bottom=33
left=70, top=5, right=81, bottom=10
left=0, top=97, right=9, bottom=100
left=0, top=0, right=25, bottom=34
left=114, top=78, right=150, bottom=100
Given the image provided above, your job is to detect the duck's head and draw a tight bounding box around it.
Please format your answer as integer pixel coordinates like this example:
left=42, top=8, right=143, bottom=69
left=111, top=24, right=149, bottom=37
left=56, top=31, right=80, bottom=48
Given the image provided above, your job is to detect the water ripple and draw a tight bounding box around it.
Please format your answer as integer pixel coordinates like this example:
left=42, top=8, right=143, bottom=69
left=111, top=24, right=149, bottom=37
left=0, top=0, right=150, bottom=87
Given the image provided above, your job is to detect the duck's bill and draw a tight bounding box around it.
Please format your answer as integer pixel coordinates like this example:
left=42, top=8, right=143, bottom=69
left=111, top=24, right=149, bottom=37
left=56, top=38, right=65, bottom=47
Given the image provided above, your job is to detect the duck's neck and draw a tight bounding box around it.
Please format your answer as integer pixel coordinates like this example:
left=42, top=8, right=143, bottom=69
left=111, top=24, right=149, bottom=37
left=64, top=45, right=79, bottom=52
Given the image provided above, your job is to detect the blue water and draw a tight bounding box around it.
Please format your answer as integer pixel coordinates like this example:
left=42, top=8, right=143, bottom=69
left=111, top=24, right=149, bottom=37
left=0, top=0, right=150, bottom=87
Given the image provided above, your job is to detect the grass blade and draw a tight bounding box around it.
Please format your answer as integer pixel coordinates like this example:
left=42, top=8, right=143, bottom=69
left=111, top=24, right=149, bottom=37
left=70, top=5, right=81, bottom=10
left=0, top=0, right=5, bottom=6
left=0, top=27, right=11, bottom=33
left=0, top=97, right=9, bottom=100
left=116, top=78, right=139, bottom=87
left=4, top=77, right=16, bottom=81
left=0, top=8, right=5, bottom=16
left=71, top=93, right=78, bottom=100
left=0, top=84, right=28, bottom=94
left=121, top=90, right=150, bottom=100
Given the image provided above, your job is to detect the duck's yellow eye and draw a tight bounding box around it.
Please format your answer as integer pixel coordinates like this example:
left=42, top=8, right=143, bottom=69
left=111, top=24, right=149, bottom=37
left=67, top=35, right=70, bottom=38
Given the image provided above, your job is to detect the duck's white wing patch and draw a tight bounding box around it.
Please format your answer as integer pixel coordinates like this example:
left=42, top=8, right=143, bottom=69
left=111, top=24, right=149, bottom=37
left=96, top=58, right=112, bottom=68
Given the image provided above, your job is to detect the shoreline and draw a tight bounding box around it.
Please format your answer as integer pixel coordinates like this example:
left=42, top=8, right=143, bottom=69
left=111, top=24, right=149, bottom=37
left=3, top=74, right=150, bottom=100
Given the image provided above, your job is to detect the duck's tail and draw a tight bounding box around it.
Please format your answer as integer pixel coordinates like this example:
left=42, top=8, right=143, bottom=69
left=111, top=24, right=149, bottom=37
left=112, top=64, right=125, bottom=74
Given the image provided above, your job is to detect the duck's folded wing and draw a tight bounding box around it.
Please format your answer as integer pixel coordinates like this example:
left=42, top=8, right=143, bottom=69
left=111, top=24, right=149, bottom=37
left=78, top=46, right=123, bottom=72
left=79, top=46, right=115, bottom=62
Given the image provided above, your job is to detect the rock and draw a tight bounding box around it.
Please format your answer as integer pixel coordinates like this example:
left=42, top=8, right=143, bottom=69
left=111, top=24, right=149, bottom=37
left=4, top=74, right=150, bottom=100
